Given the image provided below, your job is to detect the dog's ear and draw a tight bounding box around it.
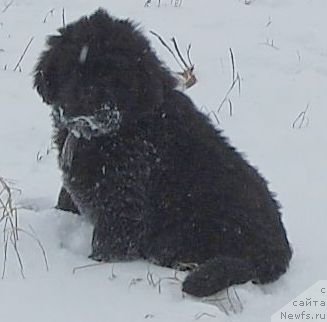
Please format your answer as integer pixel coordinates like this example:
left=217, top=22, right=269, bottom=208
left=34, top=65, right=54, bottom=105
left=33, top=36, right=61, bottom=105
left=34, top=62, right=55, bottom=105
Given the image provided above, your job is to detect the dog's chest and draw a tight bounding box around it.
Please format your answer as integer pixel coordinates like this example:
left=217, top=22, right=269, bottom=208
left=61, top=133, right=158, bottom=219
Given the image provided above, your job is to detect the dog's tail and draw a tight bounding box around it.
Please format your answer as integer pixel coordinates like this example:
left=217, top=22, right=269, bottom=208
left=182, top=252, right=290, bottom=297
left=182, top=256, right=255, bottom=297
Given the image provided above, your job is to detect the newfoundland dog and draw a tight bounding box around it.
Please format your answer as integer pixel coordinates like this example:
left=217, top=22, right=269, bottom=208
left=34, top=9, right=292, bottom=297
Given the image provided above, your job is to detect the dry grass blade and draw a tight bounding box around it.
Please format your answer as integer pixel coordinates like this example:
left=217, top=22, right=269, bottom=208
left=150, top=31, right=184, bottom=70
left=0, top=177, right=49, bottom=278
left=43, top=8, right=55, bottom=23
left=186, top=44, right=193, bottom=68
left=13, top=37, right=34, bottom=72
left=292, top=103, right=310, bottom=129
left=171, top=0, right=183, bottom=6
left=72, top=262, right=107, bottom=274
left=62, top=8, right=66, bottom=28
left=194, top=312, right=216, bottom=320
left=217, top=48, right=241, bottom=116
left=150, top=31, right=197, bottom=89
left=0, top=177, right=24, bottom=278
left=217, top=73, right=240, bottom=113
left=171, top=37, right=189, bottom=70
left=229, top=48, right=235, bottom=81
left=2, top=0, right=14, bottom=13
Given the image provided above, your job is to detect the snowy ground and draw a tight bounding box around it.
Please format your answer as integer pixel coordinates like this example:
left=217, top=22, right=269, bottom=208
left=0, top=0, right=326, bottom=321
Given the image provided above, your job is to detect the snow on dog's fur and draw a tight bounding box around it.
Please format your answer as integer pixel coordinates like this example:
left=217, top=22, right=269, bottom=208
left=34, top=9, right=292, bottom=297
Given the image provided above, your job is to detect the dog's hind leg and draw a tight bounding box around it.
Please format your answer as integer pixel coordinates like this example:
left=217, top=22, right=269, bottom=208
left=182, top=256, right=256, bottom=297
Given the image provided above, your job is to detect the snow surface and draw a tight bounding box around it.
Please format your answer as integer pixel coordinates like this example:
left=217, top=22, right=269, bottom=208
left=0, top=0, right=326, bottom=321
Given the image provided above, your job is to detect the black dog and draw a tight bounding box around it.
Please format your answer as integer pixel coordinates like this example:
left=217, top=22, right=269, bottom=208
left=34, top=9, right=292, bottom=297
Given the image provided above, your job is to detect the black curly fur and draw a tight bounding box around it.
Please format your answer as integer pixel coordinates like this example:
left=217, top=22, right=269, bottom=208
left=34, top=9, right=292, bottom=297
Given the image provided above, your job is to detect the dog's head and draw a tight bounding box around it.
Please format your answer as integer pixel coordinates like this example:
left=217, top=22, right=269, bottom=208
left=34, top=9, right=177, bottom=120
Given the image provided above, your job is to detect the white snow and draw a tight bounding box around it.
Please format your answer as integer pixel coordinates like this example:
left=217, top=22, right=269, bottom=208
left=0, top=0, right=326, bottom=321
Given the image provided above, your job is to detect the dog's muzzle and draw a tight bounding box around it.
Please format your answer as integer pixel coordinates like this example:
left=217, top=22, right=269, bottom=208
left=55, top=104, right=121, bottom=170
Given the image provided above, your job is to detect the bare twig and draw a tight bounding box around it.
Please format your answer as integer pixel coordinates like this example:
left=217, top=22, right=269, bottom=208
left=128, top=277, right=143, bottom=289
left=145, top=0, right=182, bottom=7
left=13, top=37, right=34, bottom=72
left=265, top=16, right=272, bottom=27
left=36, top=145, right=52, bottom=162
left=229, top=48, right=235, bottom=81
left=62, top=8, right=66, bottom=28
left=292, top=103, right=310, bottom=129
left=171, top=0, right=183, bottom=6
left=2, top=0, right=14, bottom=13
left=0, top=179, right=49, bottom=278
left=72, top=262, right=107, bottom=274
left=146, top=268, right=157, bottom=287
left=231, top=287, right=243, bottom=312
left=144, top=314, right=155, bottom=319
left=144, top=0, right=161, bottom=7
left=260, top=38, right=279, bottom=50
left=296, top=50, right=301, bottom=63
left=171, top=37, right=189, bottom=70
left=150, top=31, right=184, bottom=70
left=186, top=44, right=193, bottom=67
left=43, top=8, right=55, bottom=23
left=195, top=312, right=216, bottom=320
left=209, top=111, right=221, bottom=125
left=150, top=31, right=197, bottom=89
left=146, top=266, right=182, bottom=294
left=217, top=48, right=241, bottom=117
left=203, top=295, right=230, bottom=315
left=0, top=177, right=23, bottom=278
left=217, top=73, right=240, bottom=114
left=108, top=263, right=117, bottom=280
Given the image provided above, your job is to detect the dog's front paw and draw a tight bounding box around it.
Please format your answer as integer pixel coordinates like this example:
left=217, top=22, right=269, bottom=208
left=88, top=251, right=110, bottom=262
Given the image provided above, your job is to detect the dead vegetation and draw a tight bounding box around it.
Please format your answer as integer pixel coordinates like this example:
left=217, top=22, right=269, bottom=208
left=292, top=103, right=310, bottom=129
left=0, top=177, right=48, bottom=278
left=150, top=31, right=197, bottom=89
left=145, top=0, right=183, bottom=8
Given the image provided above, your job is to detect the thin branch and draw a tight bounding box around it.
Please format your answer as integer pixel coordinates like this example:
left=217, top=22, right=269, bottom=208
left=260, top=38, right=279, bottom=50
left=195, top=312, right=216, bottom=320
left=2, top=0, right=14, bottom=13
left=43, top=8, right=55, bottom=23
left=62, top=8, right=66, bottom=28
left=217, top=49, right=241, bottom=117
left=292, top=103, right=310, bottom=129
left=265, top=16, right=272, bottom=27
left=2, top=233, right=9, bottom=279
left=13, top=37, right=34, bottom=72
left=186, top=44, right=193, bottom=68
left=150, top=31, right=196, bottom=89
left=150, top=31, right=184, bottom=70
left=10, top=232, right=25, bottom=278
left=171, top=37, right=189, bottom=70
left=229, top=48, right=235, bottom=82
left=217, top=73, right=241, bottom=113
left=72, top=262, right=107, bottom=274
